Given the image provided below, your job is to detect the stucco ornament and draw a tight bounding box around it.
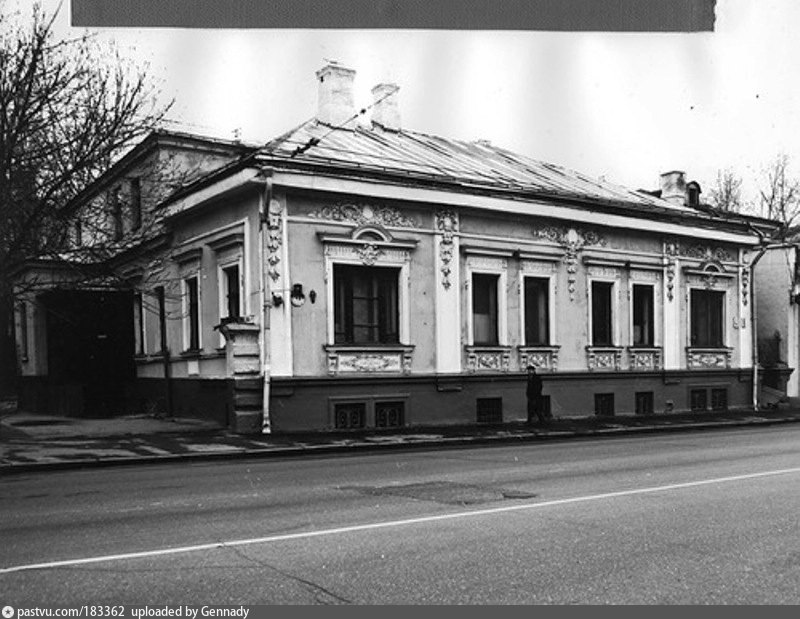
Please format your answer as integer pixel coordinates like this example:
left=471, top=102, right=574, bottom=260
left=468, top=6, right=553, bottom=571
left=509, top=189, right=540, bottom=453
left=664, top=240, right=679, bottom=301
left=741, top=261, right=750, bottom=307
left=466, top=349, right=511, bottom=373
left=680, top=244, right=734, bottom=263
left=687, top=350, right=731, bottom=369
left=309, top=202, right=418, bottom=228
left=532, top=225, right=606, bottom=302
left=356, top=243, right=384, bottom=266
left=266, top=198, right=283, bottom=282
left=435, top=209, right=459, bottom=289
left=628, top=349, right=662, bottom=371
left=586, top=347, right=622, bottom=371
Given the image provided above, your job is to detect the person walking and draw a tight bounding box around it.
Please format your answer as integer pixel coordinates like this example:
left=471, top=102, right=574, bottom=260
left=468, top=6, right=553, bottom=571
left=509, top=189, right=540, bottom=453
left=526, top=364, right=546, bottom=424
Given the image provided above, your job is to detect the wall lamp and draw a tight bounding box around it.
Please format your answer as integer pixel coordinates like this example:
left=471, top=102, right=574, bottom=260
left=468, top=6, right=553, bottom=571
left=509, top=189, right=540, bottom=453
left=291, top=283, right=306, bottom=307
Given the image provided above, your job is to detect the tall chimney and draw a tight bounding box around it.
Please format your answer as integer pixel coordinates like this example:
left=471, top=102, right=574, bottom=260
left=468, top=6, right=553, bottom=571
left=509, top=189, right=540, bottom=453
left=315, top=61, right=356, bottom=126
left=660, top=171, right=687, bottom=205
left=371, top=83, right=400, bottom=131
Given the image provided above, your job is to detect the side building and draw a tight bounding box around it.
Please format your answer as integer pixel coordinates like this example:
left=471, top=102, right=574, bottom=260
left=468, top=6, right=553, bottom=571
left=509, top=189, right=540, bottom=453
left=13, top=62, right=776, bottom=431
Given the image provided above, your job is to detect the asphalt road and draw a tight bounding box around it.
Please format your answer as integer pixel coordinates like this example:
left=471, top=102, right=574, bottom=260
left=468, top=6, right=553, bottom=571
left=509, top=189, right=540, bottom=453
left=2, top=425, right=800, bottom=604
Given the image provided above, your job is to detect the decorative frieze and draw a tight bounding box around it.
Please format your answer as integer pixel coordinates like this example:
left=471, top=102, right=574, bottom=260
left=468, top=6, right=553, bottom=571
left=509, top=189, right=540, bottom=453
left=326, top=346, right=414, bottom=376
left=587, top=265, right=620, bottom=279
left=518, top=346, right=560, bottom=372
left=627, top=347, right=662, bottom=371
left=466, top=255, right=507, bottom=270
left=532, top=226, right=606, bottom=302
left=324, top=244, right=410, bottom=264
left=679, top=244, right=734, bottom=263
left=465, top=346, right=512, bottom=373
left=686, top=348, right=732, bottom=369
left=310, top=202, right=418, bottom=229
left=586, top=346, right=623, bottom=371
left=436, top=209, right=459, bottom=289
left=520, top=260, right=556, bottom=274
left=629, top=269, right=660, bottom=283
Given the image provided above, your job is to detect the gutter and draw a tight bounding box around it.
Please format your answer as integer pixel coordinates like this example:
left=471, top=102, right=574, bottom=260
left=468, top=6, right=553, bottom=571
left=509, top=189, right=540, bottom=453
left=257, top=168, right=274, bottom=434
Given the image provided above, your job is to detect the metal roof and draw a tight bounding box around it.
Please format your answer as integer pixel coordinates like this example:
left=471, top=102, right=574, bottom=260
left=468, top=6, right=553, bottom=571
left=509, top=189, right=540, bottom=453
left=258, top=119, right=701, bottom=217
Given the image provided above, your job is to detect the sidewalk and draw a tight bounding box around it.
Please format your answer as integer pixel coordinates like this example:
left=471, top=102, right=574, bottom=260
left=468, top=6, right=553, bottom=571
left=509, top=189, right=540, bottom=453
left=3, top=400, right=800, bottom=473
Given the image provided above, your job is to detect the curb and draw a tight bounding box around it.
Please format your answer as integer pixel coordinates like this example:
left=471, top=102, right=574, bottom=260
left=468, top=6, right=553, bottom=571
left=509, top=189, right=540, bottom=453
left=3, top=415, right=800, bottom=475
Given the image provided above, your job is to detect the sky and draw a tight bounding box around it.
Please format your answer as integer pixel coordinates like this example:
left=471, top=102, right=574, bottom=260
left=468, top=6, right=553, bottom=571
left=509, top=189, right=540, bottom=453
left=14, top=0, right=800, bottom=208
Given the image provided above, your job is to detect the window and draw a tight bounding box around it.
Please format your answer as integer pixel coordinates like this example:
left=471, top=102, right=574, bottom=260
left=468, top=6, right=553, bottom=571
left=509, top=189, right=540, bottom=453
left=133, top=292, right=145, bottom=355
left=221, top=264, right=241, bottom=321
left=334, top=264, right=399, bottom=344
left=632, top=284, right=654, bottom=346
left=184, top=276, right=200, bottom=351
left=74, top=220, right=82, bottom=247
left=591, top=281, right=614, bottom=346
left=130, top=177, right=142, bottom=230
left=17, top=302, right=28, bottom=360
left=691, top=289, right=724, bottom=347
left=110, top=186, right=123, bottom=241
left=524, top=277, right=549, bottom=345
left=472, top=273, right=499, bottom=345
left=155, top=286, right=166, bottom=353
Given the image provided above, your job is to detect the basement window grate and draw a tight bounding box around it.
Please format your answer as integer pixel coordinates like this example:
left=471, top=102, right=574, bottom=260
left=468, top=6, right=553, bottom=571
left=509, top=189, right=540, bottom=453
left=334, top=402, right=366, bottom=430
left=635, top=391, right=654, bottom=416
left=690, top=388, right=708, bottom=412
left=375, top=401, right=405, bottom=428
left=476, top=397, right=503, bottom=424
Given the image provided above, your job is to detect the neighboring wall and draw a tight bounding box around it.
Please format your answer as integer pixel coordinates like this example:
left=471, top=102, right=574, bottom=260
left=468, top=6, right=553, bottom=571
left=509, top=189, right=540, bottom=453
left=754, top=246, right=798, bottom=395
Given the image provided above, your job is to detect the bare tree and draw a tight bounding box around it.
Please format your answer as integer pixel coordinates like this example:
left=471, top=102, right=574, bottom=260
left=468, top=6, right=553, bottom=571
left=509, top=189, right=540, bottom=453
left=758, top=154, right=800, bottom=233
left=0, top=2, right=170, bottom=390
left=709, top=169, right=743, bottom=213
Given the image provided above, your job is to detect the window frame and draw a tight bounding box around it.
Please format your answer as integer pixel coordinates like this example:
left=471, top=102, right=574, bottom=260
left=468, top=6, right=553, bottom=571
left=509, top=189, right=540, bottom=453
left=182, top=274, right=202, bottom=352
left=218, top=257, right=244, bottom=338
left=325, top=250, right=410, bottom=347
left=631, top=282, right=656, bottom=347
left=133, top=292, right=146, bottom=356
left=466, top=263, right=508, bottom=347
left=589, top=279, right=618, bottom=347
left=129, top=177, right=142, bottom=231
left=521, top=274, right=554, bottom=346
left=17, top=301, right=28, bottom=362
left=689, top=287, right=726, bottom=348
left=333, top=263, right=401, bottom=345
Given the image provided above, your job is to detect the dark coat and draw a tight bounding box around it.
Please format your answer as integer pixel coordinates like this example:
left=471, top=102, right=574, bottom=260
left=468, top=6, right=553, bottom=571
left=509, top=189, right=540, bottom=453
left=526, top=372, right=543, bottom=398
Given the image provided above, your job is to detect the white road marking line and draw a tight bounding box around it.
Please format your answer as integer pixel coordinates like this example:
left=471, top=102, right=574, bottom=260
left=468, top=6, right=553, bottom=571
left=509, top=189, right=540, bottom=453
left=2, top=465, right=800, bottom=575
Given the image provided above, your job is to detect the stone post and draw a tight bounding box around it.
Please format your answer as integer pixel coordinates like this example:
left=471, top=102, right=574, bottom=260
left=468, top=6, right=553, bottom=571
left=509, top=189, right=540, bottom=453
left=218, top=320, right=263, bottom=434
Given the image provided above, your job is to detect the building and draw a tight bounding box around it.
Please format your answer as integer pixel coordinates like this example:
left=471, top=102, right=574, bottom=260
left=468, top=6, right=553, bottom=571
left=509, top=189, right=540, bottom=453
left=13, top=62, right=775, bottom=432
left=753, top=235, right=800, bottom=401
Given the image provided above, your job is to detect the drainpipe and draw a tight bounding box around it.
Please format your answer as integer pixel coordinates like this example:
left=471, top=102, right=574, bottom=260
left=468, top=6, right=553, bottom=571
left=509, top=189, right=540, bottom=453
left=747, top=224, right=770, bottom=412
left=258, top=169, right=273, bottom=434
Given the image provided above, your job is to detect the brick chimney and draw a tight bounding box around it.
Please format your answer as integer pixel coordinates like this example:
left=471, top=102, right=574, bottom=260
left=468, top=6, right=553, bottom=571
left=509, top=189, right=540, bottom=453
left=371, top=83, right=400, bottom=131
left=660, top=171, right=687, bottom=205
left=315, top=61, right=356, bottom=126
